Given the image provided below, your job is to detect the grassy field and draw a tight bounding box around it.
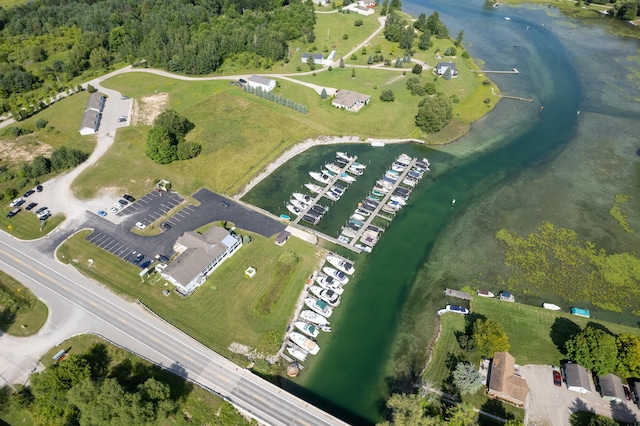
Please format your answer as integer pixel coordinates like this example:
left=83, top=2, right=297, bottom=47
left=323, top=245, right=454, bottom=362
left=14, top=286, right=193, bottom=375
left=0, top=270, right=48, bottom=336
left=57, top=229, right=323, bottom=359
left=0, top=212, right=65, bottom=240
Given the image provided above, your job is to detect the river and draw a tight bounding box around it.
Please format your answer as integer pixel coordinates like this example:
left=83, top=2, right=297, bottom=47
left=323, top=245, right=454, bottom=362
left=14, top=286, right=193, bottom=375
left=242, top=1, right=640, bottom=424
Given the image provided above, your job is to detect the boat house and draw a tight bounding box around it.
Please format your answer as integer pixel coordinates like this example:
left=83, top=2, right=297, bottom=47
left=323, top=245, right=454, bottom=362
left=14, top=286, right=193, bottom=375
left=598, top=373, right=625, bottom=403
left=161, top=227, right=242, bottom=295
left=564, top=363, right=592, bottom=394
left=498, top=291, right=515, bottom=302
left=331, top=90, right=371, bottom=112
left=487, top=352, right=528, bottom=407
left=246, top=75, right=276, bottom=93
left=79, top=92, right=106, bottom=135
left=436, top=62, right=459, bottom=77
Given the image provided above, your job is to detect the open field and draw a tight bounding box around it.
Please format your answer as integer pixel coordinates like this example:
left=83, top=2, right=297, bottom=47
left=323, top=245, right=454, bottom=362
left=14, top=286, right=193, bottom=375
left=57, top=229, right=323, bottom=359
left=0, top=212, right=65, bottom=240
left=0, top=270, right=48, bottom=337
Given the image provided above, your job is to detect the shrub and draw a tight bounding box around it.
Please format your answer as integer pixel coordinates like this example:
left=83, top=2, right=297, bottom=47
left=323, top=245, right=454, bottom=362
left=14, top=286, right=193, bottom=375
left=343, top=34, right=349, bottom=40
left=380, top=89, right=395, bottom=102
left=355, top=19, right=363, bottom=26
left=296, top=66, right=302, bottom=72
left=483, top=98, right=491, bottom=104
left=482, top=79, right=491, bottom=86
left=462, top=51, right=470, bottom=59
left=35, top=119, right=48, bottom=129
left=328, top=65, right=333, bottom=71
left=86, top=84, right=97, bottom=93
left=412, top=63, right=422, bottom=75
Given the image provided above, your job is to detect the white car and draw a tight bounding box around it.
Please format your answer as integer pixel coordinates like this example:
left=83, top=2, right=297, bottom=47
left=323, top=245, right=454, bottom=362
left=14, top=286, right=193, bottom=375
left=135, top=222, right=147, bottom=230
left=10, top=198, right=23, bottom=207
left=113, top=202, right=123, bottom=210
left=108, top=206, right=118, bottom=214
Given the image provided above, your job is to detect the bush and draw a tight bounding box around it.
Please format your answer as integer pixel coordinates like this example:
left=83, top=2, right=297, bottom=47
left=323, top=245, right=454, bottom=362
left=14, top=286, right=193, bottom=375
left=482, top=79, right=491, bottom=86
left=354, top=19, right=363, bottom=26
left=450, top=94, right=460, bottom=104
left=343, top=34, right=349, bottom=40
left=86, top=84, right=97, bottom=93
left=296, top=66, right=302, bottom=72
left=380, top=89, right=395, bottom=102
left=412, top=63, right=422, bottom=75
left=328, top=65, right=333, bottom=71
left=483, top=98, right=491, bottom=104
left=35, top=119, right=48, bottom=129
left=462, top=51, right=470, bottom=59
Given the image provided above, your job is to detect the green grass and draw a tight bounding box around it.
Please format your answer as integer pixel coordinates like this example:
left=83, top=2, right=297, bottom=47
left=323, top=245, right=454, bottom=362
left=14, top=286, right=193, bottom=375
left=424, top=314, right=468, bottom=386
left=0, top=270, right=48, bottom=337
left=0, top=212, right=65, bottom=240
left=57, top=229, right=322, bottom=358
left=0, top=0, right=26, bottom=8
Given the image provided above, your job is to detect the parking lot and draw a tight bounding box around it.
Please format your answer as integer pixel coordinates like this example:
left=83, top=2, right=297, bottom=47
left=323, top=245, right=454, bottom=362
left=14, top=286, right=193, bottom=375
left=115, top=191, right=184, bottom=226
left=521, top=365, right=640, bottom=426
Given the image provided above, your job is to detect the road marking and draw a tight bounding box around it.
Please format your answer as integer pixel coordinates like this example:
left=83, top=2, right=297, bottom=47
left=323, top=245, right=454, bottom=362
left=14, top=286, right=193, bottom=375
left=89, top=300, right=97, bottom=307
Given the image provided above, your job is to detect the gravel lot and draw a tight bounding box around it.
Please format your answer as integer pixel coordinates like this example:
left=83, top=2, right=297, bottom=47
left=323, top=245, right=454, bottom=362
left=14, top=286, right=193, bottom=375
left=521, top=365, right=640, bottom=426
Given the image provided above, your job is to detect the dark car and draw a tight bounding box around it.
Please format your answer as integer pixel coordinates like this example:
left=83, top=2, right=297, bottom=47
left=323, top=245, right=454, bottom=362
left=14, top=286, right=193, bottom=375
left=13, top=199, right=25, bottom=207
left=221, top=201, right=230, bottom=207
left=553, top=370, right=562, bottom=387
left=157, top=255, right=169, bottom=263
left=159, top=222, right=171, bottom=231
left=118, top=199, right=128, bottom=206
left=140, top=260, right=152, bottom=269
left=25, top=202, right=38, bottom=211
left=6, top=208, right=20, bottom=219
left=624, top=385, right=632, bottom=401
left=123, top=194, right=135, bottom=203
left=133, top=254, right=144, bottom=265
left=36, top=185, right=43, bottom=192
left=23, top=189, right=35, bottom=197
left=238, top=78, right=247, bottom=84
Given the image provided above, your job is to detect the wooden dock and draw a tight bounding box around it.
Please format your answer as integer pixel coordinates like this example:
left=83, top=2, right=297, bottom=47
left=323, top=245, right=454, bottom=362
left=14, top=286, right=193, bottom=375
left=471, top=68, right=519, bottom=74
left=498, top=94, right=533, bottom=102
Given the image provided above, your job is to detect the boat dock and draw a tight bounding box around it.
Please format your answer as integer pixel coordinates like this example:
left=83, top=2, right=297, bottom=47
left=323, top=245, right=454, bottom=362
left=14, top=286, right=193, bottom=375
left=492, top=87, right=533, bottom=103
left=346, top=157, right=418, bottom=250
left=471, top=68, right=519, bottom=74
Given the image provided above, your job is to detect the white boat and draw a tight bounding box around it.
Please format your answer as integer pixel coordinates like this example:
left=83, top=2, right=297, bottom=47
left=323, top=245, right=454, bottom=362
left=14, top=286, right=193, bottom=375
left=305, top=183, right=324, bottom=194
left=310, top=285, right=341, bottom=307
left=315, top=276, right=344, bottom=294
left=338, top=235, right=351, bottom=244
left=354, top=243, right=372, bottom=253
left=286, top=202, right=301, bottom=216
left=322, top=267, right=349, bottom=285
left=543, top=303, right=562, bottom=311
left=504, top=16, right=511, bottom=21
left=330, top=185, right=345, bottom=196
left=325, top=163, right=342, bottom=174
left=391, top=163, right=406, bottom=172
left=300, top=310, right=330, bottom=326
left=402, top=178, right=417, bottom=187
left=341, top=227, right=358, bottom=238
left=309, top=171, right=331, bottom=184
left=294, top=321, right=320, bottom=338
left=347, top=167, right=363, bottom=176
left=290, top=332, right=320, bottom=355
left=286, top=346, right=308, bottom=362
left=338, top=172, right=356, bottom=183
left=293, top=192, right=313, bottom=204
left=350, top=161, right=366, bottom=170
left=290, top=199, right=307, bottom=210
left=355, top=208, right=371, bottom=217
left=326, top=254, right=355, bottom=275
left=305, top=297, right=333, bottom=317
left=477, top=290, right=495, bottom=298
left=351, top=213, right=365, bottom=221
left=336, top=151, right=354, bottom=161
left=321, top=326, right=332, bottom=332
left=390, top=196, right=407, bottom=206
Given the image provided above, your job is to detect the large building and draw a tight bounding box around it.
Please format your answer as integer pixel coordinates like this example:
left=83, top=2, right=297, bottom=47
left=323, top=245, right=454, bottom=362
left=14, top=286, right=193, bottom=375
left=331, top=90, right=371, bottom=112
left=247, top=75, right=276, bottom=92
left=487, top=352, right=529, bottom=407
left=79, top=92, right=106, bottom=135
left=161, top=227, right=242, bottom=295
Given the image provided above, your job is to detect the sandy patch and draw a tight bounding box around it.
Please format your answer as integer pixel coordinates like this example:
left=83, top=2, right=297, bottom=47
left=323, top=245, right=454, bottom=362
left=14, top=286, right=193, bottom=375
left=0, top=135, right=53, bottom=164
left=132, top=93, right=169, bottom=126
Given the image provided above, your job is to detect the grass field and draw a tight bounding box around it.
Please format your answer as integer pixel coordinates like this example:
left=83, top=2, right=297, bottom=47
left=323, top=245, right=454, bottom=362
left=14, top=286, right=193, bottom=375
left=57, top=229, right=323, bottom=359
left=0, top=270, right=48, bottom=337
left=0, top=212, right=65, bottom=240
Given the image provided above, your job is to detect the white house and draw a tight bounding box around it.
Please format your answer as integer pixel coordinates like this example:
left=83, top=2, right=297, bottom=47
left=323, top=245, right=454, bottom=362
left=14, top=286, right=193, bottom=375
left=436, top=61, right=459, bottom=77
left=332, top=90, right=371, bottom=112
left=564, top=363, right=592, bottom=394
left=79, top=92, right=106, bottom=135
left=344, top=4, right=375, bottom=15
left=247, top=75, right=276, bottom=92
left=301, top=53, right=326, bottom=65
left=161, top=227, right=242, bottom=295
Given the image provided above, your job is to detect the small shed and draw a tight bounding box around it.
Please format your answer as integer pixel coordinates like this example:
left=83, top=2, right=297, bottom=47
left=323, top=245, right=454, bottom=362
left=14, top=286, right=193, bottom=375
left=599, top=373, right=625, bottom=403
left=564, top=363, right=592, bottom=394
left=275, top=230, right=291, bottom=246
left=498, top=291, right=515, bottom=302
left=247, top=75, right=276, bottom=93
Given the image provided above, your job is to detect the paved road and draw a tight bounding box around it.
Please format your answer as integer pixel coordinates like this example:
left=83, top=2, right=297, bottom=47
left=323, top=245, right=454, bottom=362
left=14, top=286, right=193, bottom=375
left=0, top=232, right=348, bottom=426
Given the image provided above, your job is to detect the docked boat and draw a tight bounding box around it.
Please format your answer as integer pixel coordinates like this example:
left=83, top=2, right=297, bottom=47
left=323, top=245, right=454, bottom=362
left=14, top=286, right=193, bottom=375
left=350, top=161, right=366, bottom=170
left=340, top=227, right=358, bottom=238
left=543, top=303, right=562, bottom=311
left=371, top=189, right=386, bottom=198
left=355, top=208, right=371, bottom=217
left=302, top=214, right=320, bottom=225
left=309, top=171, right=331, bottom=184
left=349, top=218, right=364, bottom=227
left=300, top=310, right=330, bottom=326
left=294, top=321, right=320, bottom=338
left=310, top=285, right=341, bottom=307
left=279, top=214, right=291, bottom=221
left=330, top=185, right=345, bottom=196
left=325, top=163, right=342, bottom=174
left=293, top=192, right=313, bottom=204
left=338, top=235, right=351, bottom=244
left=391, top=163, right=406, bottom=172
left=305, top=297, right=333, bottom=317
left=305, top=183, right=324, bottom=194
left=286, top=345, right=308, bottom=362
left=338, top=172, right=356, bottom=183
left=336, top=151, right=354, bottom=162
left=323, top=191, right=340, bottom=201
left=290, top=199, right=307, bottom=211
left=321, top=326, right=332, bottom=332
left=390, top=196, right=407, bottom=206
left=315, top=275, right=344, bottom=294
left=355, top=243, right=372, bottom=253
left=477, top=290, right=495, bottom=298
left=351, top=213, right=366, bottom=221
left=402, top=177, right=417, bottom=187
left=347, top=167, right=363, bottom=176
left=326, top=254, right=355, bottom=275
left=289, top=332, right=320, bottom=355
left=286, top=202, right=301, bottom=216
left=322, top=267, right=349, bottom=285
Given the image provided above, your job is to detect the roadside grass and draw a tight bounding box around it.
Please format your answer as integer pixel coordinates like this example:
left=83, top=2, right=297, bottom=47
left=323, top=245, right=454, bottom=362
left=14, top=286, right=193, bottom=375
left=0, top=212, right=65, bottom=240
left=57, top=229, right=322, bottom=358
left=255, top=251, right=301, bottom=317
left=0, top=0, right=25, bottom=7
left=0, top=270, right=48, bottom=337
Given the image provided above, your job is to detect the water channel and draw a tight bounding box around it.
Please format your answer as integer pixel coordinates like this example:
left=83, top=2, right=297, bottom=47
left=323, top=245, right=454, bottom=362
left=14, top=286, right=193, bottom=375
left=243, top=1, right=640, bottom=423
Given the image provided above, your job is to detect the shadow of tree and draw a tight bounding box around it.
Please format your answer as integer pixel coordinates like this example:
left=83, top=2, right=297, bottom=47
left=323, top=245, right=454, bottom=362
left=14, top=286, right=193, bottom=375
left=610, top=400, right=638, bottom=424
left=586, top=321, right=614, bottom=337
left=109, top=358, right=193, bottom=402
left=465, top=313, right=488, bottom=336
left=0, top=309, right=16, bottom=332
left=569, top=398, right=594, bottom=426
left=81, top=343, right=111, bottom=380
left=550, top=317, right=581, bottom=354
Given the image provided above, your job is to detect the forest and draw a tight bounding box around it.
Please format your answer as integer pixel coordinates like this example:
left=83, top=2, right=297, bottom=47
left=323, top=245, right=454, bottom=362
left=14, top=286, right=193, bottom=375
left=0, top=0, right=316, bottom=114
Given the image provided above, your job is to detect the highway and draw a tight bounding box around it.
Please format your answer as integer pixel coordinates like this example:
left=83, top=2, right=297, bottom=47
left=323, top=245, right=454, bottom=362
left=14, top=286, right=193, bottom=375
left=0, top=230, right=348, bottom=426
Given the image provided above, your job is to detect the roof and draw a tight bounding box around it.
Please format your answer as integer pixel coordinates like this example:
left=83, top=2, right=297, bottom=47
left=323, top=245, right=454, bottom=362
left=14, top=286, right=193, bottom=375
left=302, top=53, right=325, bottom=60
left=79, top=109, right=100, bottom=131
left=332, top=90, right=371, bottom=108
left=249, top=75, right=275, bottom=86
left=275, top=230, right=291, bottom=244
left=599, top=373, right=625, bottom=400
left=488, top=352, right=528, bottom=403
left=437, top=62, right=456, bottom=70
left=564, top=363, right=592, bottom=392
left=500, top=291, right=511, bottom=298
left=86, top=92, right=105, bottom=111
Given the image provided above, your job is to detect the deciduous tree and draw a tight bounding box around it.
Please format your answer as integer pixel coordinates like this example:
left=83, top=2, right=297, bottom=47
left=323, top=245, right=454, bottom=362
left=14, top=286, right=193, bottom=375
left=617, top=333, right=640, bottom=376
left=565, top=326, right=618, bottom=375
left=471, top=318, right=510, bottom=357
left=380, top=89, right=395, bottom=102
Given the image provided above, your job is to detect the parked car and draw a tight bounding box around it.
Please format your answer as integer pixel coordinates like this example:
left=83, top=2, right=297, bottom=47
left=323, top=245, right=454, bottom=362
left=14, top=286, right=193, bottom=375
left=118, top=199, right=128, bottom=206
left=238, top=78, right=247, bottom=84
left=624, top=385, right=632, bottom=400
left=6, top=208, right=20, bottom=219
left=36, top=185, right=43, bottom=192
left=121, top=96, right=129, bottom=100
left=157, top=255, right=169, bottom=263
left=23, top=189, right=35, bottom=197
left=445, top=305, right=470, bottom=315
left=553, top=370, right=562, bottom=387
left=113, top=202, right=123, bottom=210
left=25, top=202, right=38, bottom=211
left=108, top=206, right=118, bottom=214
left=133, top=254, right=145, bottom=265
left=123, top=194, right=135, bottom=202
left=159, top=222, right=171, bottom=231
left=36, top=207, right=47, bottom=215
left=36, top=209, right=50, bottom=219
left=135, top=222, right=146, bottom=230
left=117, top=116, right=127, bottom=122
left=221, top=201, right=230, bottom=207
left=140, top=260, right=152, bottom=269
left=97, top=210, right=107, bottom=217
left=10, top=198, right=24, bottom=207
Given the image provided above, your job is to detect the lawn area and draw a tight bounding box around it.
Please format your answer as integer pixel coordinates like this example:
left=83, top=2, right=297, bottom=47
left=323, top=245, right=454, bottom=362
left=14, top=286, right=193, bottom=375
left=57, top=229, right=323, bottom=359
left=0, top=212, right=65, bottom=240
left=0, top=270, right=48, bottom=337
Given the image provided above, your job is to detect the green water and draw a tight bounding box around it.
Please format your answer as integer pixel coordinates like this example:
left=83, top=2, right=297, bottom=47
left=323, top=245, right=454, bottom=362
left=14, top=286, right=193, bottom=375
left=243, top=1, right=640, bottom=423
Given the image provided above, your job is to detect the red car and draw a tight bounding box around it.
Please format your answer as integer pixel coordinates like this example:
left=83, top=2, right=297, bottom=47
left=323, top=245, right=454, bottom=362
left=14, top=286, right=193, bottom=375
left=553, top=370, right=562, bottom=387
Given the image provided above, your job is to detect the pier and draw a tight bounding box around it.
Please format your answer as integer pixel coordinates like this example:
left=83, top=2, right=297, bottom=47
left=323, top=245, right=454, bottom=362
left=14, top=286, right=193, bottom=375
left=471, top=68, right=519, bottom=74
left=492, top=87, right=533, bottom=102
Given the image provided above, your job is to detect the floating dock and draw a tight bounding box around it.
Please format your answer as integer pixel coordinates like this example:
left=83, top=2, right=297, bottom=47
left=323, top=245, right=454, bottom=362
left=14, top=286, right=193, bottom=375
left=471, top=68, right=519, bottom=74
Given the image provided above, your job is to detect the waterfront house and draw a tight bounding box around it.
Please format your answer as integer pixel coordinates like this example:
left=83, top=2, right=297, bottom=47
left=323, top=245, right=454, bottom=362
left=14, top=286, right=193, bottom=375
left=487, top=352, right=528, bottom=407
left=564, top=363, right=592, bottom=394
left=436, top=62, right=459, bottom=77
left=161, top=227, right=242, bottom=295
left=332, top=90, right=371, bottom=112
left=79, top=92, right=106, bottom=135
left=598, top=373, right=625, bottom=403
left=247, top=75, right=276, bottom=93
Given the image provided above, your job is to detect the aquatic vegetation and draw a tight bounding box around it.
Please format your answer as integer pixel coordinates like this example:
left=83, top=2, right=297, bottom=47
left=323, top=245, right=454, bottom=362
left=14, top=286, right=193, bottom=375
left=609, top=194, right=634, bottom=234
left=496, top=222, right=640, bottom=312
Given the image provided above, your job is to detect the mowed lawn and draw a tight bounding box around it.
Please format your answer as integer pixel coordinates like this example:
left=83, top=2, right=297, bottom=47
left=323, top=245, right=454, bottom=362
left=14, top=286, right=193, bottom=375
left=0, top=270, right=49, bottom=337
left=57, top=229, right=323, bottom=359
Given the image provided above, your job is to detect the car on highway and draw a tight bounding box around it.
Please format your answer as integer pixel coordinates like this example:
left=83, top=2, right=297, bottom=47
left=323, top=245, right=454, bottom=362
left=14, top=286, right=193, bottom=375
left=10, top=198, right=24, bottom=207
left=6, top=208, right=20, bottom=219
left=123, top=194, right=135, bottom=203
left=25, top=202, right=38, bottom=211
left=553, top=370, right=562, bottom=387
left=97, top=210, right=107, bottom=217
left=135, top=222, right=146, bottom=230
left=23, top=189, right=35, bottom=197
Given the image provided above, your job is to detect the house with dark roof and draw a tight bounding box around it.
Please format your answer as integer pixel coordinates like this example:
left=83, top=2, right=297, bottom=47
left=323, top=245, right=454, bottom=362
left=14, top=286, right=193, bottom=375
left=247, top=75, right=276, bottom=92
left=598, top=373, right=625, bottom=403
left=161, top=227, right=242, bottom=295
left=564, top=363, right=592, bottom=394
left=436, top=62, right=459, bottom=77
left=274, top=230, right=291, bottom=246
left=487, top=352, right=528, bottom=407
left=79, top=92, right=106, bottom=135
left=331, top=90, right=371, bottom=112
